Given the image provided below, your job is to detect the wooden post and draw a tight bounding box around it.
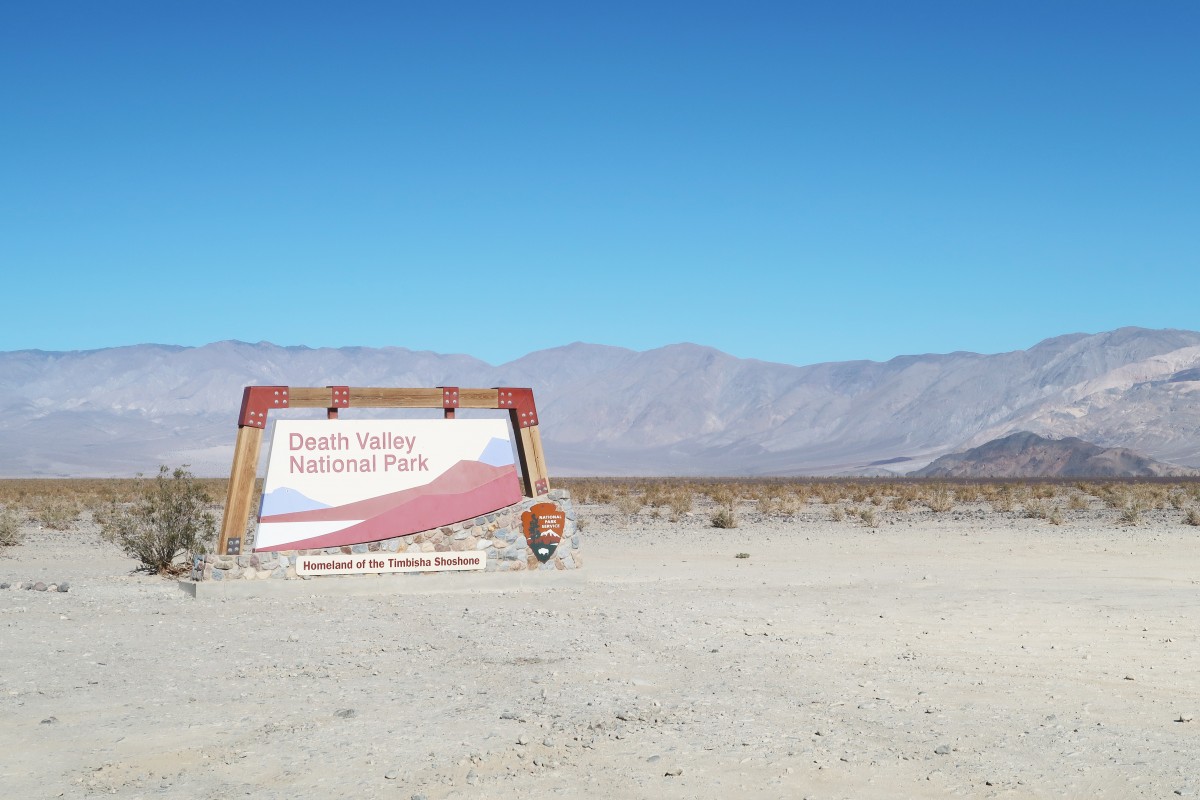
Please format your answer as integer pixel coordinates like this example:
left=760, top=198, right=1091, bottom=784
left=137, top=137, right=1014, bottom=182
left=217, top=425, right=263, bottom=556
left=528, top=424, right=550, bottom=494
left=511, top=410, right=535, bottom=496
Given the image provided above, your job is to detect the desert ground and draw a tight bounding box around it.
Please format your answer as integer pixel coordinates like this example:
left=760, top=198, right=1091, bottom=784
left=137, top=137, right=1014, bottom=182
left=2, top=483, right=1199, bottom=799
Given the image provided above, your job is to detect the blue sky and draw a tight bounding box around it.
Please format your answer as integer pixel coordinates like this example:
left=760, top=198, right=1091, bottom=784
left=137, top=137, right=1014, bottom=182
left=2, top=1, right=1197, bottom=367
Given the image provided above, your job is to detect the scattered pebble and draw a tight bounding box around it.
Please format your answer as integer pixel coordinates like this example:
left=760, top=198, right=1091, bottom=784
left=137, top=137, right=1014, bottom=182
left=934, top=744, right=951, bottom=755
left=335, top=709, right=356, bottom=718
left=664, top=768, right=683, bottom=777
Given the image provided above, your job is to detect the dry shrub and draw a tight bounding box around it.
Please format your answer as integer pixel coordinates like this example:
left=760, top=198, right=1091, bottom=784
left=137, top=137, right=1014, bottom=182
left=954, top=486, right=980, bottom=504
left=1024, top=500, right=1049, bottom=520
left=814, top=484, right=846, bottom=505
left=1102, top=487, right=1129, bottom=509
left=0, top=508, right=22, bottom=547
left=32, top=497, right=81, bottom=530
left=1031, top=484, right=1058, bottom=500
left=924, top=487, right=954, bottom=513
left=565, top=478, right=617, bottom=504
left=667, top=488, right=694, bottom=520
left=707, top=485, right=738, bottom=508
left=778, top=493, right=802, bottom=515
left=756, top=494, right=779, bottom=516
left=562, top=479, right=600, bottom=504
left=894, top=484, right=922, bottom=509
left=1138, top=485, right=1169, bottom=510
left=640, top=482, right=674, bottom=509
left=1067, top=493, right=1088, bottom=511
left=1119, top=504, right=1141, bottom=526
left=977, top=483, right=1006, bottom=503
left=829, top=505, right=845, bottom=522
left=1184, top=508, right=1200, bottom=526
left=990, top=493, right=1014, bottom=512
left=710, top=507, right=739, bottom=529
left=1048, top=507, right=1064, bottom=526
left=100, top=466, right=216, bottom=574
left=613, top=493, right=642, bottom=517
left=858, top=507, right=879, bottom=527
left=755, top=484, right=799, bottom=516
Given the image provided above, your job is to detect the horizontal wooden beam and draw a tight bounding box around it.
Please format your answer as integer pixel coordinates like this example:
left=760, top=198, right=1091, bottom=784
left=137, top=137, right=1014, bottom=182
left=251, top=387, right=519, bottom=411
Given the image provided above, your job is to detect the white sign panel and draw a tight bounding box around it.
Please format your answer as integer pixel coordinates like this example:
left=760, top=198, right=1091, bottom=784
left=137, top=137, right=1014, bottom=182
left=255, top=419, right=521, bottom=553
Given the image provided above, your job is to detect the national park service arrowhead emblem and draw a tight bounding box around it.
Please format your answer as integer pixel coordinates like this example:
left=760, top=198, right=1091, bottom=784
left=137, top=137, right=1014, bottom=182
left=522, top=502, right=565, bottom=563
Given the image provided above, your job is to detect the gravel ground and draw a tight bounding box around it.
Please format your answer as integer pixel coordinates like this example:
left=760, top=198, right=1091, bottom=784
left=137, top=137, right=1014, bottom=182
left=2, top=502, right=1199, bottom=799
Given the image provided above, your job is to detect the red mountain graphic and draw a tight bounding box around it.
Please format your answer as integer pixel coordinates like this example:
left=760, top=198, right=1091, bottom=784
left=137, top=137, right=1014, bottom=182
left=254, top=460, right=521, bottom=552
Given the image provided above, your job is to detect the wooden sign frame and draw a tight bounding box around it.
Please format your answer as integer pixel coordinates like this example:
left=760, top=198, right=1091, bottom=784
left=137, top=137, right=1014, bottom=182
left=216, top=385, right=549, bottom=556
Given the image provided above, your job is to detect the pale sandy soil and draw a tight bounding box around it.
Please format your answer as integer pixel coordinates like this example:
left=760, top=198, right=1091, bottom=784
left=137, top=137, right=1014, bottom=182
left=2, top=503, right=1199, bottom=799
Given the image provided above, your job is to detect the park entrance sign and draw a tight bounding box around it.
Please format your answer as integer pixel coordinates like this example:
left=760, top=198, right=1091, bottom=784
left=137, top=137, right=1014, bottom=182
left=192, top=386, right=580, bottom=585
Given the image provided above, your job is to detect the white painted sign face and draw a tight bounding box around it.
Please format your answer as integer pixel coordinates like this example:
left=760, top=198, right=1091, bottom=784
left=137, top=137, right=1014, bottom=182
left=295, top=552, right=485, bottom=576
left=255, top=419, right=521, bottom=552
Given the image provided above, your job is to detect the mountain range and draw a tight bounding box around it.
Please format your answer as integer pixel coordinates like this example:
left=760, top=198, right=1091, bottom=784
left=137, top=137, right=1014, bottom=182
left=3, top=326, right=1199, bottom=477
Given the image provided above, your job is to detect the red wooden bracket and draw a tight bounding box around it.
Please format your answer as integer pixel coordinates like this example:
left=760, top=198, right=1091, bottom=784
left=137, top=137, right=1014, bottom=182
left=534, top=478, right=549, bottom=496
left=440, top=386, right=460, bottom=409
left=328, top=386, right=350, bottom=408
left=238, top=386, right=289, bottom=428
left=496, top=387, right=538, bottom=427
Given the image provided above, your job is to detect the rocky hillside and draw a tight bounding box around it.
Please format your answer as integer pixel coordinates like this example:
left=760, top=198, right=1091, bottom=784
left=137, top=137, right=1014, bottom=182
left=912, top=432, right=1200, bottom=478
